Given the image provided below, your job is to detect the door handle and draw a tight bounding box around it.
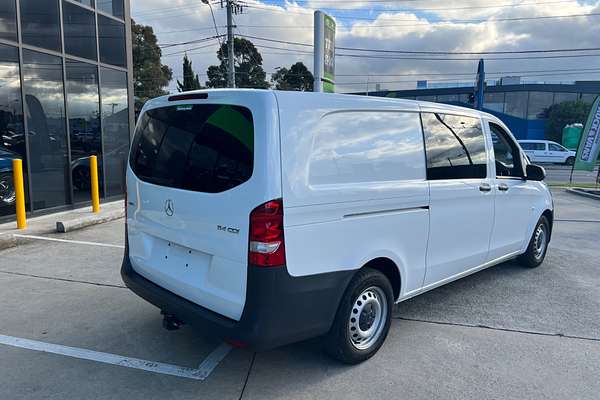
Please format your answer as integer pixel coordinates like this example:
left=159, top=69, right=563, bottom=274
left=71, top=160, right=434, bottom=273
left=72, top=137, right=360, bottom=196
left=498, top=184, right=509, bottom=191
left=479, top=183, right=492, bottom=192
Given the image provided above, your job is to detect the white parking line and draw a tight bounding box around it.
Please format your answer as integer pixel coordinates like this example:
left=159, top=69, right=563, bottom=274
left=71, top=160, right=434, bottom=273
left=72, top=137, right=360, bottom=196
left=0, top=334, right=231, bottom=381
left=13, top=234, right=124, bottom=249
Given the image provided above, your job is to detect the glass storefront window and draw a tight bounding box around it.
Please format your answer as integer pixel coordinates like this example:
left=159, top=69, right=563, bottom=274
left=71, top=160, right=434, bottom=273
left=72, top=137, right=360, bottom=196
left=22, top=50, right=70, bottom=210
left=416, top=95, right=437, bottom=102
left=98, top=15, right=126, bottom=67
left=0, top=0, right=17, bottom=42
left=66, top=60, right=103, bottom=202
left=504, top=92, right=527, bottom=119
left=20, top=0, right=62, bottom=52
left=100, top=67, right=129, bottom=197
left=0, top=44, right=26, bottom=216
left=484, top=92, right=505, bottom=113
left=63, top=1, right=97, bottom=61
left=553, top=92, right=578, bottom=104
left=527, top=91, right=554, bottom=119
left=437, top=94, right=459, bottom=103
left=580, top=93, right=598, bottom=105
left=72, top=0, right=95, bottom=7
left=97, top=0, right=124, bottom=19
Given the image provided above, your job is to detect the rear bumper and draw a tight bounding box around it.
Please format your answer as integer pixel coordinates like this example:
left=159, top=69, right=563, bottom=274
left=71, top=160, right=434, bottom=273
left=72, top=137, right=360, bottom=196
left=121, top=246, right=353, bottom=351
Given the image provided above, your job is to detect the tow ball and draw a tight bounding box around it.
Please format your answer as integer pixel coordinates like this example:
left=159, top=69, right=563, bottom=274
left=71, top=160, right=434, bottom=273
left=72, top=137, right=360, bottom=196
left=161, top=311, right=184, bottom=331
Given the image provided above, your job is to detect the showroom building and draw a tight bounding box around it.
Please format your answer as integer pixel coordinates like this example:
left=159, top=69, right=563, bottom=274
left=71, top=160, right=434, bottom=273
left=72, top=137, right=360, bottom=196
left=366, top=81, right=600, bottom=141
left=0, top=0, right=134, bottom=220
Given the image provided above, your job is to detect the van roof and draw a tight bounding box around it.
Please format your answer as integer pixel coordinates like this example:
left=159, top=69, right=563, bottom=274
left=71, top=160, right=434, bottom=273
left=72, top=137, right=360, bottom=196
left=144, top=88, right=495, bottom=120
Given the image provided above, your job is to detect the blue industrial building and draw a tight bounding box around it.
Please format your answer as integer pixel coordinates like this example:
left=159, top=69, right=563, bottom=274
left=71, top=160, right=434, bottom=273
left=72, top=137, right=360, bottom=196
left=365, top=81, right=600, bottom=140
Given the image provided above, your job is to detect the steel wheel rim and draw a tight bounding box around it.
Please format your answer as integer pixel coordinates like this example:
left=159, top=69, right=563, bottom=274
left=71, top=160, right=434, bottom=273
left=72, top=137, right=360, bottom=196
left=533, top=224, right=547, bottom=260
left=0, top=178, right=15, bottom=205
left=348, top=286, right=388, bottom=350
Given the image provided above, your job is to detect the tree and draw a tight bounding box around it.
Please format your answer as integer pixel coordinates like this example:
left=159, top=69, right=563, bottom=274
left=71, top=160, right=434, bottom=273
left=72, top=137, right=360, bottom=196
left=177, top=54, right=203, bottom=92
left=206, top=38, right=270, bottom=89
left=272, top=62, right=314, bottom=91
left=132, top=20, right=172, bottom=105
left=545, top=100, right=592, bottom=142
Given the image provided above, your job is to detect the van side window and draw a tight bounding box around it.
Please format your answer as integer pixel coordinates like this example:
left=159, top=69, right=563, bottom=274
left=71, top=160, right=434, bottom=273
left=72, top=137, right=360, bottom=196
left=421, top=113, right=487, bottom=180
left=489, top=122, right=525, bottom=178
left=130, top=104, right=254, bottom=193
left=520, top=142, right=534, bottom=150
left=548, top=143, right=566, bottom=152
left=309, top=111, right=425, bottom=185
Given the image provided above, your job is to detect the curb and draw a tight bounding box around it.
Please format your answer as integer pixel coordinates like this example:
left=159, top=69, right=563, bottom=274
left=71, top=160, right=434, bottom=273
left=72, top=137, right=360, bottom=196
left=566, top=188, right=600, bottom=201
left=56, top=209, right=125, bottom=233
left=0, top=233, right=17, bottom=251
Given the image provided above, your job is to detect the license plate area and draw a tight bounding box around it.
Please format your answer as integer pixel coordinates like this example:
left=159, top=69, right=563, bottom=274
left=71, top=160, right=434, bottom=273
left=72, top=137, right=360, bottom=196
left=160, top=240, right=212, bottom=276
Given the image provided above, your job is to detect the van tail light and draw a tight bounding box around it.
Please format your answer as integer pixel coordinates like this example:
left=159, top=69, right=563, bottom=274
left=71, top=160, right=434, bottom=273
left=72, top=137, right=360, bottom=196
left=248, top=199, right=285, bottom=267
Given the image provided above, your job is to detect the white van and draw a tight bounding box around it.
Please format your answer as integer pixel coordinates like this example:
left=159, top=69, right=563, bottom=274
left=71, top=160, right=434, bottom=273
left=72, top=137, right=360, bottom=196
left=518, top=139, right=577, bottom=165
left=122, top=89, right=553, bottom=364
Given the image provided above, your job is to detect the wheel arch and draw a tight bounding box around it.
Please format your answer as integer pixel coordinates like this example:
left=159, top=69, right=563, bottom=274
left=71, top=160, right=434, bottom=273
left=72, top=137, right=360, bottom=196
left=541, top=208, right=554, bottom=240
left=360, top=257, right=401, bottom=301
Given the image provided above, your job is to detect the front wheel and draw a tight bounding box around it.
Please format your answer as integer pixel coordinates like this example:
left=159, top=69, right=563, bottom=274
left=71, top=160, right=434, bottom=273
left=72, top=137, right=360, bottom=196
left=518, top=216, right=550, bottom=268
left=565, top=156, right=575, bottom=166
left=324, top=268, right=393, bottom=364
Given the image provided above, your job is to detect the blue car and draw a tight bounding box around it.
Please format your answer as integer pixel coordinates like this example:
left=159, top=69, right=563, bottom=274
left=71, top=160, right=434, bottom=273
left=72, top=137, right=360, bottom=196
left=0, top=148, right=19, bottom=206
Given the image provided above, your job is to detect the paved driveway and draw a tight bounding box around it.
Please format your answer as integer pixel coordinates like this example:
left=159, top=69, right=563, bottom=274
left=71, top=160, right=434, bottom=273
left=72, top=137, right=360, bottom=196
left=0, top=189, right=598, bottom=399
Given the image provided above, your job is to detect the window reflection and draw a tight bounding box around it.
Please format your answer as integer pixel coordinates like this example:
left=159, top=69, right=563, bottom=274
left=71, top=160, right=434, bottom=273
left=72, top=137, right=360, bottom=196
left=101, top=67, right=129, bottom=197
left=63, top=1, right=97, bottom=61
left=20, top=0, right=62, bottom=52
left=310, top=111, right=425, bottom=185
left=66, top=61, right=103, bottom=203
left=22, top=50, right=69, bottom=210
left=422, top=113, right=487, bottom=180
left=0, top=44, right=26, bottom=216
left=0, top=0, right=18, bottom=42
left=98, top=15, right=126, bottom=67
left=97, top=0, right=124, bottom=19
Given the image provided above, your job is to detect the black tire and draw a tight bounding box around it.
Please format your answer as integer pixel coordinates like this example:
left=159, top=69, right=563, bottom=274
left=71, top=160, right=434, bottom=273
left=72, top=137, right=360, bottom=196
left=518, top=215, right=550, bottom=268
left=324, top=268, right=393, bottom=364
left=565, top=156, right=575, bottom=166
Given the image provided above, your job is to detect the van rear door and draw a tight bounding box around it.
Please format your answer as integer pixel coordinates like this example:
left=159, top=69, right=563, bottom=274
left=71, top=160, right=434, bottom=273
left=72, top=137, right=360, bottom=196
left=126, top=91, right=281, bottom=321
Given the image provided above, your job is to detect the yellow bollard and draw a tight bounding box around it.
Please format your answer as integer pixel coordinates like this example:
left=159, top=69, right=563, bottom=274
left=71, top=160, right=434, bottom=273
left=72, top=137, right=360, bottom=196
left=90, top=155, right=100, bottom=213
left=12, top=159, right=26, bottom=229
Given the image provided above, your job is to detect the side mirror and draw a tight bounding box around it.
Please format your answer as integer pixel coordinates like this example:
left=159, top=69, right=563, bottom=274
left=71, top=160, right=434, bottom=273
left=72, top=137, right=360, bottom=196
left=526, top=164, right=546, bottom=181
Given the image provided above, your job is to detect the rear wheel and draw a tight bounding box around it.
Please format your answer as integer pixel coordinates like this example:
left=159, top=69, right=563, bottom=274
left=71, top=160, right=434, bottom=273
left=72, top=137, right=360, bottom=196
left=518, top=216, right=550, bottom=268
left=565, top=156, right=575, bottom=166
left=324, top=268, right=393, bottom=364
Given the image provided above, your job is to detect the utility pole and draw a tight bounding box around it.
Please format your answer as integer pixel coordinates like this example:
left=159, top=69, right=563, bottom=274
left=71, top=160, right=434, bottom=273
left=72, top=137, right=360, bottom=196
left=226, top=0, right=236, bottom=88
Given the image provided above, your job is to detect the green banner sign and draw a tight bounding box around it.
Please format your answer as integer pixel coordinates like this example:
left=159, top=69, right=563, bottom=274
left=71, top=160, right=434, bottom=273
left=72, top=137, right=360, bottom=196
left=323, top=14, right=336, bottom=93
left=574, top=95, right=600, bottom=171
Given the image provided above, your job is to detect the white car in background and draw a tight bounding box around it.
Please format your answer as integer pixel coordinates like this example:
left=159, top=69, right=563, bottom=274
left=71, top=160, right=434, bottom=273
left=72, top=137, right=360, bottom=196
left=518, top=140, right=576, bottom=165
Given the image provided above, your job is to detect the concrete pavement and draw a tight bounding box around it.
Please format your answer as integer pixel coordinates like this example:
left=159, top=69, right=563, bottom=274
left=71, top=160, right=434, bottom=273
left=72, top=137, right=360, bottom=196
left=0, top=189, right=598, bottom=399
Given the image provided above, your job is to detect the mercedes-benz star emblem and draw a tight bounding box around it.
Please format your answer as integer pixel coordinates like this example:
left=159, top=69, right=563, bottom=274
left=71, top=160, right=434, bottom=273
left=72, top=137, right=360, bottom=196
left=164, top=199, right=174, bottom=216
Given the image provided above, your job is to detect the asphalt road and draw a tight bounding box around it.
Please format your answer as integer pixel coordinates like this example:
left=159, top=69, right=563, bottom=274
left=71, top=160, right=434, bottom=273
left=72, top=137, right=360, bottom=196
left=543, top=164, right=599, bottom=185
left=0, top=189, right=599, bottom=400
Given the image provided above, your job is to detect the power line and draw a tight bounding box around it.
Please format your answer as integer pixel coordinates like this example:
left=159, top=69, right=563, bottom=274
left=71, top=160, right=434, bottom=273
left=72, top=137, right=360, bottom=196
left=237, top=33, right=600, bottom=55
left=231, top=11, right=600, bottom=29
left=242, top=0, right=582, bottom=19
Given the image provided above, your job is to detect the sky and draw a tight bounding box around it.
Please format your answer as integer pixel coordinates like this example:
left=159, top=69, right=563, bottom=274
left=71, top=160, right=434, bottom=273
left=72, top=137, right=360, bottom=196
left=131, top=0, right=600, bottom=93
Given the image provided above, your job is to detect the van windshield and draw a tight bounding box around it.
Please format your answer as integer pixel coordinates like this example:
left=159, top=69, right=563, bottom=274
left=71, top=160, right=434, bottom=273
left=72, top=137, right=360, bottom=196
left=130, top=104, right=254, bottom=193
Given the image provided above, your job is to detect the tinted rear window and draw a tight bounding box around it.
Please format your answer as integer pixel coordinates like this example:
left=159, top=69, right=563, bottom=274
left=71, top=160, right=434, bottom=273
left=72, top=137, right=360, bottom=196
left=130, top=104, right=254, bottom=193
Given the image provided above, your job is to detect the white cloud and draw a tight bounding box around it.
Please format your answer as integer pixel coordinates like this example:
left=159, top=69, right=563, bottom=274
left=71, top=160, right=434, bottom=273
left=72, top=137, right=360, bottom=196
left=131, top=0, right=600, bottom=93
